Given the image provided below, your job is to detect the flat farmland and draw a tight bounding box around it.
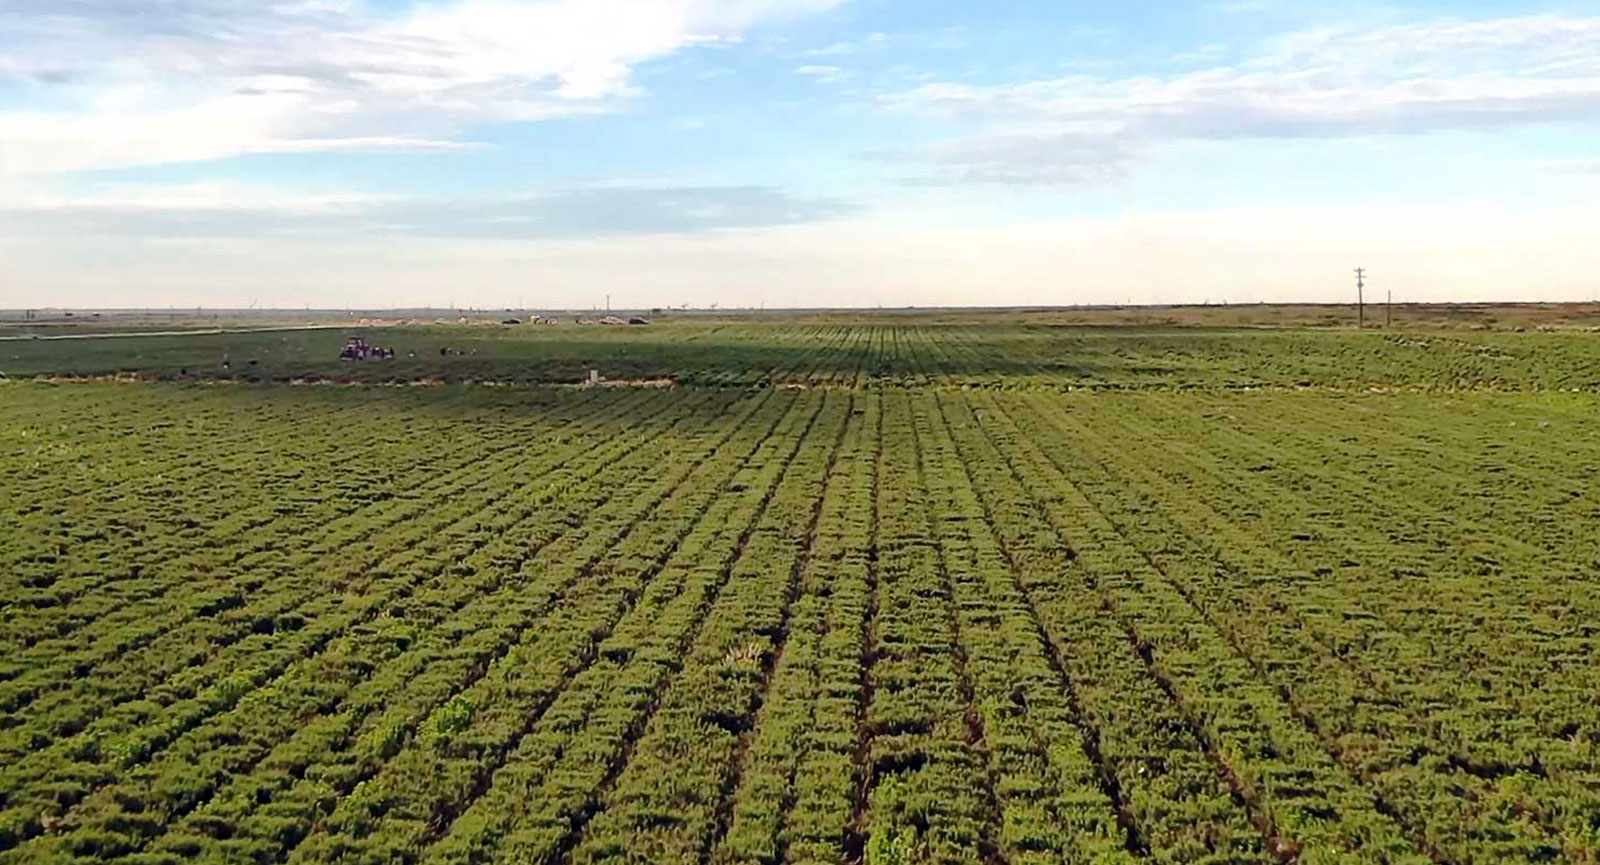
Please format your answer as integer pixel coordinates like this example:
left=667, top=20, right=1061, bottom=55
left=6, top=321, right=1600, bottom=390
left=3, top=321, right=1599, bottom=865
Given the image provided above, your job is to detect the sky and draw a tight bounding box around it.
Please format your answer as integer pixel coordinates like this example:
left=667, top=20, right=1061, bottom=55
left=2, top=0, right=1599, bottom=309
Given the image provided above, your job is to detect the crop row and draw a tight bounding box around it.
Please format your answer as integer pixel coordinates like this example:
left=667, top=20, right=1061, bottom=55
left=289, top=389, right=828, bottom=865
left=0, top=387, right=678, bottom=778
left=6, top=378, right=1599, bottom=864
left=962, top=392, right=1428, bottom=863
left=16, top=322, right=1600, bottom=389
left=710, top=393, right=880, bottom=865
left=1034, top=391, right=1600, bottom=858
left=1, top=388, right=621, bottom=653
left=991, top=391, right=1579, bottom=862
left=0, top=389, right=744, bottom=856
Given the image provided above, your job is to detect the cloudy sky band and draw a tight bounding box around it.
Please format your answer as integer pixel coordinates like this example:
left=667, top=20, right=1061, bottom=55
left=1, top=0, right=1597, bottom=307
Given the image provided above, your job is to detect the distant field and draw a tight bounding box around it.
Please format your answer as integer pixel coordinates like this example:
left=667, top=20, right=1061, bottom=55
left=4, top=320, right=1600, bottom=391
left=3, top=321, right=1599, bottom=864
left=7, top=300, right=1600, bottom=336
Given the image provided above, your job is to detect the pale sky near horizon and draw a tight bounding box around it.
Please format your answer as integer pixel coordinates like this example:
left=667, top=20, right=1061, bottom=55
left=2, top=1, right=1599, bottom=309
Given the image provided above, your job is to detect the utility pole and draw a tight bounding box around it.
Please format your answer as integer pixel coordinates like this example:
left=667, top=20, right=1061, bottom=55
left=1355, top=268, right=1366, bottom=329
left=606, top=294, right=610, bottom=313
left=1386, top=288, right=1392, bottom=328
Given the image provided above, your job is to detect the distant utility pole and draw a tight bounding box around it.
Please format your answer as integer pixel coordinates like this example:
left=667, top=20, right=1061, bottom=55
left=1354, top=268, right=1367, bottom=328
left=1386, top=288, right=1393, bottom=328
left=606, top=294, right=611, bottom=313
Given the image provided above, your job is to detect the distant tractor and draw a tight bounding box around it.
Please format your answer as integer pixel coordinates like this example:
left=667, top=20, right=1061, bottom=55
left=339, top=336, right=394, bottom=360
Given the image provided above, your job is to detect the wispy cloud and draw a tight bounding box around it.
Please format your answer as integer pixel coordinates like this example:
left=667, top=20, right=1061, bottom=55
left=0, top=0, right=848, bottom=174
left=1536, top=158, right=1600, bottom=175
left=0, top=183, right=858, bottom=239
left=796, top=65, right=854, bottom=84
left=798, top=43, right=856, bottom=58
left=906, top=132, right=1136, bottom=187
left=882, top=14, right=1600, bottom=185
left=794, top=32, right=886, bottom=58
left=244, top=138, right=487, bottom=155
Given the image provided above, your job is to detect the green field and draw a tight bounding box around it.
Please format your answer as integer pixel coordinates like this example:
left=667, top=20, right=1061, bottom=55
left=3, top=320, right=1599, bottom=864
left=6, top=320, right=1600, bottom=390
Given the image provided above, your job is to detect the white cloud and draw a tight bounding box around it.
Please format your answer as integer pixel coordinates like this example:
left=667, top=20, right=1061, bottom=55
left=0, top=182, right=857, bottom=239
left=0, top=0, right=847, bottom=174
left=794, top=32, right=886, bottom=58
left=1537, top=158, right=1600, bottom=175
left=246, top=137, right=486, bottom=154
left=907, top=127, right=1135, bottom=187
left=7, top=181, right=392, bottom=212
left=798, top=43, right=856, bottom=58
left=796, top=65, right=854, bottom=84
left=883, top=14, right=1600, bottom=185
left=0, top=94, right=482, bottom=174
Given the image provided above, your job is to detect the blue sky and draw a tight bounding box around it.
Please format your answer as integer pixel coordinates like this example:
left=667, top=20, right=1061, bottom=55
left=2, top=0, right=1599, bottom=308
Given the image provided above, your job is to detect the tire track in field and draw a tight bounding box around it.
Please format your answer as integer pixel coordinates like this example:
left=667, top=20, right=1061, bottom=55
left=850, top=325, right=878, bottom=389
left=841, top=391, right=885, bottom=864
left=1061, top=400, right=1552, bottom=859
left=898, top=325, right=928, bottom=383
left=844, top=390, right=1001, bottom=864
left=927, top=391, right=1145, bottom=858
left=1038, top=398, right=1492, bottom=843
left=0, top=389, right=620, bottom=680
left=701, top=392, right=856, bottom=860
left=988, top=393, right=1445, bottom=864
left=0, top=390, right=650, bottom=752
left=0, top=392, right=696, bottom=849
left=557, top=392, right=854, bottom=864
left=0, top=387, right=623, bottom=658
left=124, top=391, right=774, bottom=862
left=20, top=390, right=736, bottom=857
left=525, top=392, right=831, bottom=865
left=963, top=393, right=1293, bottom=861
left=283, top=392, right=805, bottom=864
left=409, top=390, right=798, bottom=844
left=907, top=392, right=1006, bottom=865
left=0, top=391, right=684, bottom=844
left=707, top=393, right=878, bottom=865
